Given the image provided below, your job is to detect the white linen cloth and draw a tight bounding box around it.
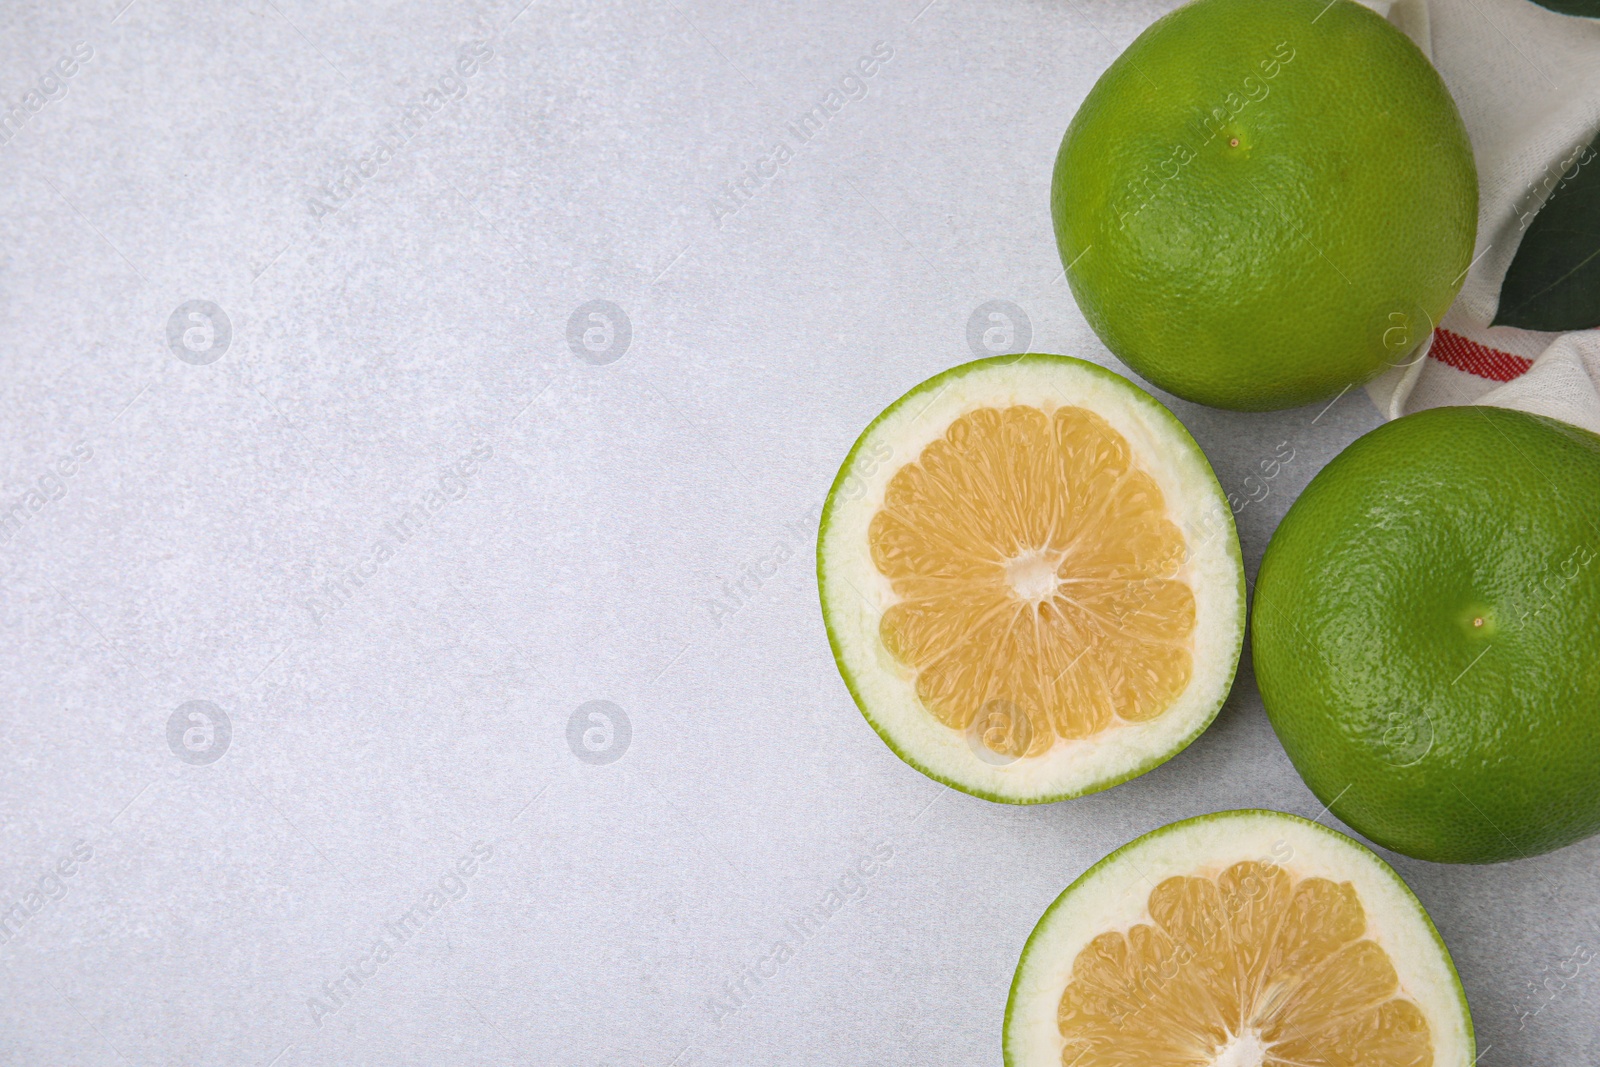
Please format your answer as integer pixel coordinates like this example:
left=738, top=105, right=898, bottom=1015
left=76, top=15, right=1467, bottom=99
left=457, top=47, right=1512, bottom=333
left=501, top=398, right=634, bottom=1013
left=1361, top=0, right=1600, bottom=433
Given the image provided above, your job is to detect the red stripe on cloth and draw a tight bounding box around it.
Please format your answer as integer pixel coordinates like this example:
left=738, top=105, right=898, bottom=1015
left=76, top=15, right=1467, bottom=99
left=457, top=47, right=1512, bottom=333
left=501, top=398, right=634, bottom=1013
left=1428, top=328, right=1533, bottom=383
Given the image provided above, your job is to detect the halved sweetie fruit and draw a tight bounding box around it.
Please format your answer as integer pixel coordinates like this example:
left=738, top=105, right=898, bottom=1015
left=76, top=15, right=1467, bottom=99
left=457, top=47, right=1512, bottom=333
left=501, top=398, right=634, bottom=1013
left=818, top=354, right=1244, bottom=803
left=1004, top=809, right=1474, bottom=1067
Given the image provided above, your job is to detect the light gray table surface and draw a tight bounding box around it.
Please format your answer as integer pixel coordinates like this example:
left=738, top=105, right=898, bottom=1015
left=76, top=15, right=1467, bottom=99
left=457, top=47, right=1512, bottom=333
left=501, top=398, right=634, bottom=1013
left=1, top=0, right=1595, bottom=1064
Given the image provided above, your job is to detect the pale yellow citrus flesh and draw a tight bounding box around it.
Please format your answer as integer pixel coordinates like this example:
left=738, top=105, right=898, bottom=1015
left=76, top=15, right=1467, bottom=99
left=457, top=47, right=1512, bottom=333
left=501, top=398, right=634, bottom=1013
left=1058, top=861, right=1432, bottom=1067
left=868, top=404, right=1195, bottom=757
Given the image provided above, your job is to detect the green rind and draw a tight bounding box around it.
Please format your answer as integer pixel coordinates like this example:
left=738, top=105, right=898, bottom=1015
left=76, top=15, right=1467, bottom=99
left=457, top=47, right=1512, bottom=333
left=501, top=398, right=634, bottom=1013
left=1052, top=0, right=1477, bottom=411
left=1253, top=405, right=1600, bottom=862
left=1000, top=808, right=1475, bottom=1066
left=816, top=352, right=1246, bottom=805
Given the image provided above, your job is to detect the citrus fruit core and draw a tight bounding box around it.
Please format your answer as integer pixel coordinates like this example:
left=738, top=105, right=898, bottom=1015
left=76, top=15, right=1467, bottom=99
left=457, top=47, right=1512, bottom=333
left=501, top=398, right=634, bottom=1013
left=818, top=355, right=1244, bottom=803
left=869, top=404, right=1196, bottom=757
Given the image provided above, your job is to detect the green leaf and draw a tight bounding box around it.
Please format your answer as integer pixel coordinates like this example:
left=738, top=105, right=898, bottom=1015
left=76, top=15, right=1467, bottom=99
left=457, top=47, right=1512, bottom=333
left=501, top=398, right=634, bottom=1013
left=1527, top=0, right=1600, bottom=16
left=1495, top=131, right=1600, bottom=331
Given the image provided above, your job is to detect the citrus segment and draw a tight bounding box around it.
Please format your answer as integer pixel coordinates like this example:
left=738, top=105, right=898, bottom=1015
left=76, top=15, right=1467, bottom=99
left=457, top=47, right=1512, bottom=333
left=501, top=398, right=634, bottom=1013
left=869, top=404, right=1196, bottom=757
left=818, top=355, right=1244, bottom=803
left=1005, top=811, right=1473, bottom=1067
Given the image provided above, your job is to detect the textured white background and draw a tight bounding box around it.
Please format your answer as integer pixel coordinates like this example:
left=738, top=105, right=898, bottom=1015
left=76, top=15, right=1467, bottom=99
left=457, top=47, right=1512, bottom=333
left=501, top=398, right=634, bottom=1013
left=0, top=0, right=1596, bottom=1064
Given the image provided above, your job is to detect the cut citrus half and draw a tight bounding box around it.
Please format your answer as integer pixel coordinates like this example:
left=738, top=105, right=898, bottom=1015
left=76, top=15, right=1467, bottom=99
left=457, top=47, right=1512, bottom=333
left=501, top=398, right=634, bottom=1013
left=818, top=354, right=1244, bottom=803
left=1005, top=810, right=1474, bottom=1067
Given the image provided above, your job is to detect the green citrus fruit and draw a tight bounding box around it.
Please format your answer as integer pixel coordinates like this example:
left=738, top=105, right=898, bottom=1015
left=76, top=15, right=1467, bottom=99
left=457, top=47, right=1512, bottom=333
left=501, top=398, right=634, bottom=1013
left=1052, top=0, right=1477, bottom=411
left=817, top=354, right=1244, bottom=803
left=1005, top=809, right=1474, bottom=1066
left=1254, top=406, right=1600, bottom=863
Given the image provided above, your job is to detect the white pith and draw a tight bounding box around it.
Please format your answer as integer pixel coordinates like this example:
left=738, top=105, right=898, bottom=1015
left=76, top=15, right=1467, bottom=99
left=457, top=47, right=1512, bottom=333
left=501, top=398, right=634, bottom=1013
left=819, top=356, right=1244, bottom=802
left=1004, top=811, right=1473, bottom=1067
